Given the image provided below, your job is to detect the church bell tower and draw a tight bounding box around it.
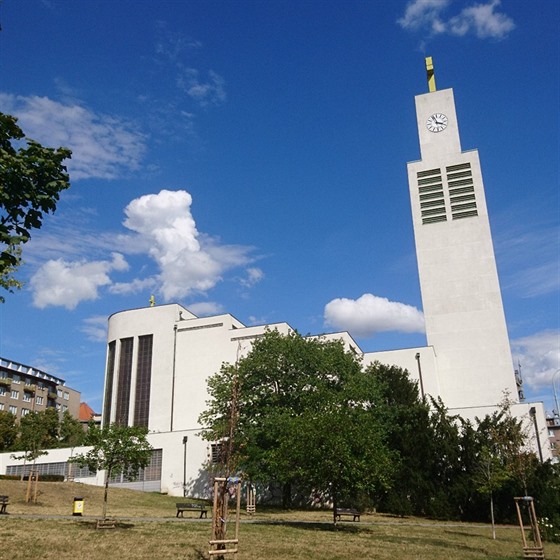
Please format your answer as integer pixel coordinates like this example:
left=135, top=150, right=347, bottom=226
left=407, top=58, right=519, bottom=410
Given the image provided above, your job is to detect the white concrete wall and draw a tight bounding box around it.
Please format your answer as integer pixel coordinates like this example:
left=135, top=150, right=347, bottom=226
left=408, top=88, right=518, bottom=410
left=363, top=346, right=440, bottom=400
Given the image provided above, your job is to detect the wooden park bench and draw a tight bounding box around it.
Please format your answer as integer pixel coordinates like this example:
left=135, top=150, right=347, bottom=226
left=334, top=507, right=361, bottom=522
left=0, top=495, right=9, bottom=514
left=176, top=502, right=208, bottom=519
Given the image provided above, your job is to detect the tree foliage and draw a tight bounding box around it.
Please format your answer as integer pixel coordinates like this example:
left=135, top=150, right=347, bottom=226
left=0, top=410, right=18, bottom=452
left=200, top=332, right=552, bottom=524
left=200, top=330, right=395, bottom=511
left=70, top=423, right=152, bottom=519
left=0, top=112, right=71, bottom=299
left=14, top=408, right=60, bottom=462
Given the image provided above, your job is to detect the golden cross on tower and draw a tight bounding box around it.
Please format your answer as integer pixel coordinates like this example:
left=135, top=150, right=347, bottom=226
left=425, top=56, right=436, bottom=92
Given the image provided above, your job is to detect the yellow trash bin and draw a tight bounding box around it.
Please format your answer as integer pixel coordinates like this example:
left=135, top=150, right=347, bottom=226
left=73, top=497, right=84, bottom=516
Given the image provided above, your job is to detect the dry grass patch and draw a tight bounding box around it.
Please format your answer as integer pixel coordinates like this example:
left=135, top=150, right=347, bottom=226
left=1, top=479, right=558, bottom=560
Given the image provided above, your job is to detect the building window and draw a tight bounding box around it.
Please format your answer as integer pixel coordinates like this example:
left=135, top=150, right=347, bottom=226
left=11, top=390, right=19, bottom=399
left=108, top=449, right=162, bottom=484
left=9, top=405, right=17, bottom=414
left=21, top=408, right=30, bottom=416
left=211, top=442, right=224, bottom=464
left=0, top=403, right=4, bottom=410
left=0, top=387, right=5, bottom=396
left=12, top=375, right=20, bottom=384
left=57, top=389, right=63, bottom=398
left=134, top=334, right=153, bottom=427
left=103, top=341, right=117, bottom=426
left=115, top=337, right=134, bottom=426
left=63, top=392, right=69, bottom=400
left=23, top=393, right=31, bottom=402
left=36, top=396, right=44, bottom=405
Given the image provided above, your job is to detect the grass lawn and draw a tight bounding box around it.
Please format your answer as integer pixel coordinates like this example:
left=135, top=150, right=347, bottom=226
left=1, top=479, right=557, bottom=560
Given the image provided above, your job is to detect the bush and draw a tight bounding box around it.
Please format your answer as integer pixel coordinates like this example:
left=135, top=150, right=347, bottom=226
left=21, top=474, right=65, bottom=482
left=538, top=515, right=560, bottom=544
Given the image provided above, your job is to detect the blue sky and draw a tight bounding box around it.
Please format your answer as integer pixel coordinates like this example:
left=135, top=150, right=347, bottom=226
left=0, top=0, right=558, bottom=413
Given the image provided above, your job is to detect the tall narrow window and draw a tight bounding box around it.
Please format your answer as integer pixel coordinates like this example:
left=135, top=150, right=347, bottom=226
left=103, top=341, right=116, bottom=426
left=115, top=337, right=133, bottom=426
left=134, top=334, right=153, bottom=427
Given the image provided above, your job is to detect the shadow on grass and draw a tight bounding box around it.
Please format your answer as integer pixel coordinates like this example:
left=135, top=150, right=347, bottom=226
left=254, top=520, right=364, bottom=534
left=374, top=533, right=489, bottom=555
left=79, top=520, right=136, bottom=530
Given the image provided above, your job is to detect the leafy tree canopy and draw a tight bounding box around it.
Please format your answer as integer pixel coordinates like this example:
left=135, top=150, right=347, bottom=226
left=70, top=422, right=153, bottom=519
left=0, top=112, right=71, bottom=300
left=200, top=330, right=395, bottom=510
left=0, top=410, right=18, bottom=452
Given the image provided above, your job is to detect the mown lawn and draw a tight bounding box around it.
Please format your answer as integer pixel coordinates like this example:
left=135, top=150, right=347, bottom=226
left=1, top=480, right=557, bottom=560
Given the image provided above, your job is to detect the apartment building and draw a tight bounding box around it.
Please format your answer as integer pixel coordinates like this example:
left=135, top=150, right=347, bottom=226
left=0, top=357, right=80, bottom=420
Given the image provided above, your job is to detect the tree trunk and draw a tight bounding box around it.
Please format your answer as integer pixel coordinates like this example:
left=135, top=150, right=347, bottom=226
left=103, top=468, right=111, bottom=521
left=490, top=493, right=496, bottom=540
left=282, top=482, right=292, bottom=509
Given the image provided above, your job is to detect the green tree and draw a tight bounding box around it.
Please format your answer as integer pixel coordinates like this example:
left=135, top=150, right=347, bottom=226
left=369, top=361, right=435, bottom=517
left=0, top=112, right=71, bottom=300
left=0, top=410, right=18, bottom=451
left=59, top=410, right=85, bottom=448
left=472, top=399, right=526, bottom=538
left=15, top=408, right=59, bottom=457
left=70, top=423, right=152, bottom=520
left=200, top=330, right=395, bottom=511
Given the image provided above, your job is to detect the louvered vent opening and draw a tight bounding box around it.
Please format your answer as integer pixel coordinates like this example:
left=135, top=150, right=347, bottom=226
left=417, top=168, right=446, bottom=224
left=446, top=163, right=478, bottom=220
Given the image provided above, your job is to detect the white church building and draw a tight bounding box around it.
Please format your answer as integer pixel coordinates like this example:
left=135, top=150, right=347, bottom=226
left=0, top=60, right=552, bottom=493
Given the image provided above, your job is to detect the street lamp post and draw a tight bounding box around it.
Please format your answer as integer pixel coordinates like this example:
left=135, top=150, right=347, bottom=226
left=529, top=407, right=544, bottom=463
left=183, top=436, right=188, bottom=498
left=415, top=353, right=425, bottom=401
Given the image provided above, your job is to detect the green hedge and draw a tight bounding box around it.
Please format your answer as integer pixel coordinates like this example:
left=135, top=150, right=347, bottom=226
left=0, top=474, right=65, bottom=482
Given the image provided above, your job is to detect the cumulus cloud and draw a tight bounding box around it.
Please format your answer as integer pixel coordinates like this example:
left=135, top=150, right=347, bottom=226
left=0, top=93, right=146, bottom=180
left=121, top=190, right=253, bottom=301
left=28, top=190, right=256, bottom=308
left=324, top=293, right=425, bottom=338
left=30, top=253, right=128, bottom=310
left=511, top=330, right=560, bottom=392
left=398, top=0, right=515, bottom=39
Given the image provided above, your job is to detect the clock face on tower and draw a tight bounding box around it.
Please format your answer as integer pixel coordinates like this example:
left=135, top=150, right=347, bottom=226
left=426, top=113, right=448, bottom=133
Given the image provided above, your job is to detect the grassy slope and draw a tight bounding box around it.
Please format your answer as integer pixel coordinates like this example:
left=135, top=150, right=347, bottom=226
left=0, top=480, right=558, bottom=560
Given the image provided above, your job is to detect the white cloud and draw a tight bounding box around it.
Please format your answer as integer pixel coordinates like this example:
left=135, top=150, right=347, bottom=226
left=398, top=0, right=449, bottom=32
left=324, top=293, right=425, bottom=338
left=27, top=190, right=255, bottom=308
left=187, top=301, right=225, bottom=317
left=0, top=93, right=147, bottom=180
left=398, top=0, right=515, bottom=39
left=122, top=190, right=253, bottom=301
left=177, top=68, right=226, bottom=107
left=81, top=315, right=109, bottom=342
left=511, top=330, right=560, bottom=392
left=30, top=253, right=128, bottom=310
left=448, top=0, right=515, bottom=38
left=240, top=267, right=264, bottom=288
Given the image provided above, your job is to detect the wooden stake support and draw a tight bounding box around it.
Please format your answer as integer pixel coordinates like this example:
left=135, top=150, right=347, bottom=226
left=514, top=496, right=545, bottom=559
left=25, top=470, right=39, bottom=504
left=246, top=483, right=256, bottom=515
left=209, top=477, right=242, bottom=558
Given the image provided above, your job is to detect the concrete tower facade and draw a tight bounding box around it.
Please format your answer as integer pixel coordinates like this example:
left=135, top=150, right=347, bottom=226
left=406, top=79, right=518, bottom=409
